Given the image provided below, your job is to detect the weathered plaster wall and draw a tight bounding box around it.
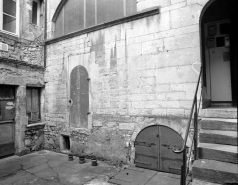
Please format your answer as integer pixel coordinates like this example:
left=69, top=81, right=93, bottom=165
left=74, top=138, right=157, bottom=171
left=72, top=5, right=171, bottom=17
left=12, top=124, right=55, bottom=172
left=45, top=0, right=209, bottom=165
left=0, top=0, right=45, bottom=155
left=0, top=0, right=45, bottom=66
left=0, top=63, right=45, bottom=155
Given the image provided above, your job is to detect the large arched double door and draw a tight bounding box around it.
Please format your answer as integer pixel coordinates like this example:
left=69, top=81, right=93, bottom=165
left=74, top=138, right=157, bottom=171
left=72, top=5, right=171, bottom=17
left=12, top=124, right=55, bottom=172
left=135, top=125, right=184, bottom=174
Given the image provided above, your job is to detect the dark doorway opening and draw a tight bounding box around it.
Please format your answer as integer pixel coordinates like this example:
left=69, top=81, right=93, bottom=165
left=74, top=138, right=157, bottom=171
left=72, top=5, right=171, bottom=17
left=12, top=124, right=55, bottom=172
left=201, top=0, right=238, bottom=108
left=0, top=85, right=16, bottom=158
left=62, top=135, right=70, bottom=150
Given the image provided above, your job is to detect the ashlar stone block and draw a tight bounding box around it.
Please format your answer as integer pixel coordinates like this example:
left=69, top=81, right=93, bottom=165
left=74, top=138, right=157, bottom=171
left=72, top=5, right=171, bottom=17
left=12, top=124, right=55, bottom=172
left=170, top=4, right=202, bottom=29
left=119, top=123, right=135, bottom=131
left=156, top=66, right=199, bottom=84
left=172, top=0, right=186, bottom=4
left=142, top=39, right=164, bottom=55
left=137, top=0, right=171, bottom=12
left=164, top=32, right=200, bottom=51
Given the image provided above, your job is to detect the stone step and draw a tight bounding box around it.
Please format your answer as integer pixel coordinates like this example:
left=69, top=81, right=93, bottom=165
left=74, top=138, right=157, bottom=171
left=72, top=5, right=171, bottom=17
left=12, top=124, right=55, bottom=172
left=192, top=179, right=221, bottom=185
left=199, top=108, right=237, bottom=119
left=199, top=130, right=237, bottom=146
left=200, top=118, right=237, bottom=131
left=192, top=159, right=238, bottom=184
left=198, top=143, right=238, bottom=164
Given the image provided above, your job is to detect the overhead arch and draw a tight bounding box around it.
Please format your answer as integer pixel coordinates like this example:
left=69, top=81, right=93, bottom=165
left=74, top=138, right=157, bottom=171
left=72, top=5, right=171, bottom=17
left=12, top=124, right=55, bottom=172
left=52, top=0, right=67, bottom=22
left=50, top=0, right=137, bottom=38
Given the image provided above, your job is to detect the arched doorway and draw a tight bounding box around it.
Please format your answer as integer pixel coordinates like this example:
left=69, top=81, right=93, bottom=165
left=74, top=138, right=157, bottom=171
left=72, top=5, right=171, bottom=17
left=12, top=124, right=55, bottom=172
left=201, top=0, right=238, bottom=108
left=70, top=65, right=89, bottom=128
left=134, top=125, right=183, bottom=174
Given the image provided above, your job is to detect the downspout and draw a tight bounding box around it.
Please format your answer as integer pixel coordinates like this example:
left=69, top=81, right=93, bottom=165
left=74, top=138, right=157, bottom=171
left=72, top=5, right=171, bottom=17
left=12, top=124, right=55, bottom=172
left=44, top=0, right=47, bottom=67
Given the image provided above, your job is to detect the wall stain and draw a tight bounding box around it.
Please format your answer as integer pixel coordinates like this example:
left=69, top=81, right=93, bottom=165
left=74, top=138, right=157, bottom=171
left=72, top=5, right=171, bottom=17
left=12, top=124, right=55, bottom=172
left=110, top=38, right=117, bottom=72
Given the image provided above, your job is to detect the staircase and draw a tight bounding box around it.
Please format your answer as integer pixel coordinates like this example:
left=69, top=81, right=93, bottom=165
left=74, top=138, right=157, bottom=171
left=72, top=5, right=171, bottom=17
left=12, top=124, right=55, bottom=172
left=192, top=112, right=238, bottom=185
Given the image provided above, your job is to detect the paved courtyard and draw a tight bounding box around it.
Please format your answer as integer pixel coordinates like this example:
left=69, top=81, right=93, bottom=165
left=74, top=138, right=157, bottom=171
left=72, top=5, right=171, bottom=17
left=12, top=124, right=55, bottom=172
left=0, top=150, right=119, bottom=185
left=0, top=150, right=188, bottom=185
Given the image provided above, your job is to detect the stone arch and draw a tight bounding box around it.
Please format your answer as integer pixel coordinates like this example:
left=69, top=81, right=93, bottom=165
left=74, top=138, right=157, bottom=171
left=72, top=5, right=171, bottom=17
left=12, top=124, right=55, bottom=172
left=133, top=124, right=184, bottom=173
left=131, top=119, right=188, bottom=142
left=129, top=118, right=192, bottom=165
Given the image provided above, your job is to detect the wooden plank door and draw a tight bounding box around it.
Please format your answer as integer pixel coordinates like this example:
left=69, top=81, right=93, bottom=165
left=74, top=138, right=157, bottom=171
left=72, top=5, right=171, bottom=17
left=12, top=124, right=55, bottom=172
left=0, top=85, right=15, bottom=158
left=135, top=126, right=159, bottom=170
left=70, top=66, right=89, bottom=128
left=159, top=126, right=183, bottom=175
left=135, top=126, right=184, bottom=174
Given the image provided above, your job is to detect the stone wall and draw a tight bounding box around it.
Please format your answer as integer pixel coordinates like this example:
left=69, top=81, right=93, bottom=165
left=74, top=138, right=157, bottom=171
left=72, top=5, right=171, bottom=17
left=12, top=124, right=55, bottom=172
left=24, top=125, right=45, bottom=152
left=0, top=0, right=45, bottom=66
left=44, top=0, right=209, bottom=165
left=0, top=0, right=45, bottom=155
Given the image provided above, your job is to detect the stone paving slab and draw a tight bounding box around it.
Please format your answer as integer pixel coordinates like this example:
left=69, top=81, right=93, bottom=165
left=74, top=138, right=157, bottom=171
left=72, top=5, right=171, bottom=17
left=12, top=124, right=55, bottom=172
left=0, top=150, right=191, bottom=185
left=0, top=150, right=119, bottom=185
left=109, top=166, right=157, bottom=185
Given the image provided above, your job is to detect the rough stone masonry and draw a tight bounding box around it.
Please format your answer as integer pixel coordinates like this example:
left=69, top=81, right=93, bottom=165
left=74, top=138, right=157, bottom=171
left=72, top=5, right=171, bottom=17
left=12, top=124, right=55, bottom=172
left=43, top=0, right=207, bottom=165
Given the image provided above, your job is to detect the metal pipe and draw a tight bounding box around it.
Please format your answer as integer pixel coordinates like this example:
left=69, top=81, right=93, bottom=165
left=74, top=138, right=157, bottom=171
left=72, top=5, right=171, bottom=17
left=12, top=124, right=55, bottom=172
left=194, top=96, right=198, bottom=160
left=43, top=0, right=47, bottom=68
left=180, top=149, right=187, bottom=185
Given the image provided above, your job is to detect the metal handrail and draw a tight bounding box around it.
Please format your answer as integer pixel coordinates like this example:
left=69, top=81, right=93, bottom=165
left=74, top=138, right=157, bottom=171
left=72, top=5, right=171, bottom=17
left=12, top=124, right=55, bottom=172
left=173, top=67, right=202, bottom=154
left=172, top=67, right=202, bottom=185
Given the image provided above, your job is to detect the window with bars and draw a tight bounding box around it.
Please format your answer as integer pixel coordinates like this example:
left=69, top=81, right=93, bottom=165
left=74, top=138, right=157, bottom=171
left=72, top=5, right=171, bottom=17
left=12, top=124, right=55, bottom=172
left=26, top=87, right=41, bottom=123
left=0, top=0, right=18, bottom=34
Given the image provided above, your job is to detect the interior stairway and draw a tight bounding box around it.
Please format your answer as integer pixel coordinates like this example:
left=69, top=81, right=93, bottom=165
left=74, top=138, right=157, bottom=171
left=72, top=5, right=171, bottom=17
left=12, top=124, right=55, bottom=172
left=192, top=111, right=238, bottom=185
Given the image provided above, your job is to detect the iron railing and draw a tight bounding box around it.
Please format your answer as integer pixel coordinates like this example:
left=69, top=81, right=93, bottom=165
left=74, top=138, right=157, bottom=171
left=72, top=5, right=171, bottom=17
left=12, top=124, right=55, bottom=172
left=173, top=68, right=203, bottom=185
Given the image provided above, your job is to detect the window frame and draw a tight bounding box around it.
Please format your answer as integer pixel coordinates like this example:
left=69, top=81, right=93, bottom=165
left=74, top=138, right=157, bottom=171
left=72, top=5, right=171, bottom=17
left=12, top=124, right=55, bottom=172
left=26, top=87, right=41, bottom=124
left=0, top=0, right=19, bottom=36
left=31, top=0, right=41, bottom=27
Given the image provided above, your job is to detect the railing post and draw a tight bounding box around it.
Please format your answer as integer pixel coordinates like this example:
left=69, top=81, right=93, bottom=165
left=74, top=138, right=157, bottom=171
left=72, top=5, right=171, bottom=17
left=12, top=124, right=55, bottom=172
left=180, top=149, right=187, bottom=185
left=194, top=95, right=198, bottom=160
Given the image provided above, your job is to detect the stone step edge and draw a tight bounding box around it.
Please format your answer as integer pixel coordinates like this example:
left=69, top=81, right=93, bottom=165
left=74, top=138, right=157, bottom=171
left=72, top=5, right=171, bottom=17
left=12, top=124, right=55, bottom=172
left=193, top=159, right=238, bottom=174
left=198, top=143, right=238, bottom=164
left=201, top=118, right=237, bottom=123
left=192, top=179, right=221, bottom=185
left=200, top=119, right=237, bottom=131
left=199, top=130, right=238, bottom=146
left=200, top=130, right=237, bottom=137
left=198, top=143, right=238, bottom=153
left=192, top=159, right=238, bottom=184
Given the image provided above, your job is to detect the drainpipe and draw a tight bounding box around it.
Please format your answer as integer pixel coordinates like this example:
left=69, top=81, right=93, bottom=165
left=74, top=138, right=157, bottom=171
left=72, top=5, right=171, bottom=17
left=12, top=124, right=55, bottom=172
left=44, top=0, right=47, bottom=68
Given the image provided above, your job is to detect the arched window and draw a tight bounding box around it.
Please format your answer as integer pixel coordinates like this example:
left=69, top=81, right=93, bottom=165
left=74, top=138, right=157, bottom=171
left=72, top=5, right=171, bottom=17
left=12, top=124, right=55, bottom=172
left=52, top=0, right=137, bottom=38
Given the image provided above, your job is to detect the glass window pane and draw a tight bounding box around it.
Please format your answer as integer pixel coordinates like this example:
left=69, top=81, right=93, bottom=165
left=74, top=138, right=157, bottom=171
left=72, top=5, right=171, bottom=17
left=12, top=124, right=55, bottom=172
left=32, top=1, right=38, bottom=25
left=3, top=14, right=16, bottom=33
left=55, top=8, right=64, bottom=37
left=64, top=0, right=84, bottom=35
left=3, top=0, right=16, bottom=17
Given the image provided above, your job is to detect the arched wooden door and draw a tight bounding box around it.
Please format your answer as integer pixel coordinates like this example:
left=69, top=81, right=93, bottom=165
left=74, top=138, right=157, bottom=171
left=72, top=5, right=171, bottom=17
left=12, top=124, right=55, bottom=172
left=135, top=125, right=184, bottom=174
left=70, top=66, right=89, bottom=128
